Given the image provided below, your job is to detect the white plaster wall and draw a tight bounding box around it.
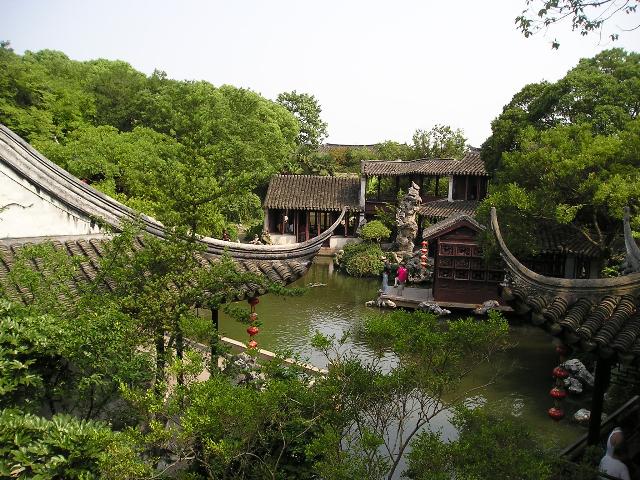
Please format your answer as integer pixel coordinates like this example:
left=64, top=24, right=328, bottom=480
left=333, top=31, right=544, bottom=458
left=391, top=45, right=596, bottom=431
left=270, top=233, right=298, bottom=245
left=330, top=236, right=361, bottom=250
left=0, top=163, right=101, bottom=239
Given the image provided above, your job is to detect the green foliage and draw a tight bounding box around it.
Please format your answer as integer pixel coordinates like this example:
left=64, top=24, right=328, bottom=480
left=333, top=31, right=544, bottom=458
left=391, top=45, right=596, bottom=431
left=0, top=47, right=300, bottom=233
left=338, top=242, right=385, bottom=277
left=480, top=49, right=640, bottom=258
left=2, top=243, right=153, bottom=420
left=0, top=409, right=150, bottom=479
left=277, top=90, right=328, bottom=155
left=309, top=310, right=510, bottom=479
left=376, top=140, right=415, bottom=160
left=412, top=124, right=467, bottom=159
left=405, top=404, right=554, bottom=479
left=516, top=0, right=639, bottom=48
left=360, top=220, right=391, bottom=243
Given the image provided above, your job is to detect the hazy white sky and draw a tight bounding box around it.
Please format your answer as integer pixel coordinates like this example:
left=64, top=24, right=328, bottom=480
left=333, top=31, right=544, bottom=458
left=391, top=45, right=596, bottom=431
left=2, top=0, right=639, bottom=146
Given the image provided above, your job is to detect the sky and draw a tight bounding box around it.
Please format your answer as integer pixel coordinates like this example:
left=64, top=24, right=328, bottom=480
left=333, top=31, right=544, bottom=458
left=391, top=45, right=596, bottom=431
left=2, top=0, right=639, bottom=147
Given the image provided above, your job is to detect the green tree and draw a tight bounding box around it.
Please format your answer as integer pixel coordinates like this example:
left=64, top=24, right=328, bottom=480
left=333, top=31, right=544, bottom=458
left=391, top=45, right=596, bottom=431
left=0, top=410, right=150, bottom=479
left=482, top=49, right=640, bottom=174
left=376, top=140, right=414, bottom=160
left=276, top=90, right=328, bottom=155
left=405, top=404, right=554, bottom=480
left=309, top=310, right=510, bottom=480
left=480, top=49, right=640, bottom=260
left=360, top=220, right=391, bottom=243
left=412, top=124, right=467, bottom=159
left=516, top=0, right=640, bottom=49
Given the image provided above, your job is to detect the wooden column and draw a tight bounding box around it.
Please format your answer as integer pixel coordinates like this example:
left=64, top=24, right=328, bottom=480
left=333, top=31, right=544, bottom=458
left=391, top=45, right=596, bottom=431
left=305, top=211, right=309, bottom=241
left=210, top=307, right=219, bottom=367
left=587, top=357, right=612, bottom=445
left=377, top=176, right=381, bottom=200
left=395, top=176, right=400, bottom=196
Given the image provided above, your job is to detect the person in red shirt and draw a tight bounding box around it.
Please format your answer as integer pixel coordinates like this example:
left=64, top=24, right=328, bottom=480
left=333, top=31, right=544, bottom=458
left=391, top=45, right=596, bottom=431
left=395, top=263, right=408, bottom=296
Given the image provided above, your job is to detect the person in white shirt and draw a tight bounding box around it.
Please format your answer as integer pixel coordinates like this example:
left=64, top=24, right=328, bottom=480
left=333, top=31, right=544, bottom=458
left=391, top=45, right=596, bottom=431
left=599, top=427, right=630, bottom=480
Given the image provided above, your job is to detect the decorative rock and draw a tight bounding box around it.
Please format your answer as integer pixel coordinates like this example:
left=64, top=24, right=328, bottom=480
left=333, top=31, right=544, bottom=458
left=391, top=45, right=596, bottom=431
left=561, top=359, right=595, bottom=388
left=573, top=408, right=607, bottom=424
left=365, top=300, right=376, bottom=307
left=473, top=300, right=500, bottom=315
left=564, top=376, right=583, bottom=394
left=574, top=408, right=591, bottom=423
left=418, top=301, right=451, bottom=316
left=394, top=182, right=422, bottom=254
left=377, top=298, right=397, bottom=309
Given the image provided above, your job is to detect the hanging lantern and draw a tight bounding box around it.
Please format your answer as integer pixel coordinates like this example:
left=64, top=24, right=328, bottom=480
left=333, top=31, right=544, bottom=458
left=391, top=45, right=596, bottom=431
left=552, top=367, right=569, bottom=379
left=550, top=387, right=567, bottom=400
left=548, top=406, right=565, bottom=421
left=246, top=297, right=260, bottom=350
left=555, top=344, right=570, bottom=357
left=420, top=241, right=428, bottom=269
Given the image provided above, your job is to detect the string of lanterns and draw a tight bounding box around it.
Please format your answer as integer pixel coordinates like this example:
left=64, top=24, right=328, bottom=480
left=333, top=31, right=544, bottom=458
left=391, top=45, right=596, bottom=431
left=247, top=296, right=260, bottom=349
left=420, top=241, right=428, bottom=270
left=548, top=343, right=570, bottom=421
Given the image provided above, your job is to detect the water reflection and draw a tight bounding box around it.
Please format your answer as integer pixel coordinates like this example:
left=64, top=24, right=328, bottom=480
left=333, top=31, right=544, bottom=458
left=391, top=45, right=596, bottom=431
left=218, top=257, right=585, bottom=446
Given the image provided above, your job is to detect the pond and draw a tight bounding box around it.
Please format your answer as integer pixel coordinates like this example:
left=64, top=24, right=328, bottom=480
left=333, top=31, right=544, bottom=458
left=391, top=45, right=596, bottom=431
left=214, top=256, right=585, bottom=447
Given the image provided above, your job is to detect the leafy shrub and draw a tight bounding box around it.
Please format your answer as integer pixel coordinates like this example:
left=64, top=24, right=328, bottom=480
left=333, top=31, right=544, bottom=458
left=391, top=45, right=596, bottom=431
left=339, top=243, right=385, bottom=277
left=0, top=410, right=150, bottom=479
left=360, top=220, right=391, bottom=243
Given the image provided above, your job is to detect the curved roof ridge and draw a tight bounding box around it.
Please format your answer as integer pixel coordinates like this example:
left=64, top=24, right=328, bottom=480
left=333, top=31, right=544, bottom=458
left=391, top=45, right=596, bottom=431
left=490, top=207, right=640, bottom=300
left=0, top=124, right=343, bottom=260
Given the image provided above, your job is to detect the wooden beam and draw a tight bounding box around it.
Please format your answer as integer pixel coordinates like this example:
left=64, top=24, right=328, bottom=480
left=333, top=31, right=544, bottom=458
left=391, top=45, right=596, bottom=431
left=588, top=357, right=612, bottom=445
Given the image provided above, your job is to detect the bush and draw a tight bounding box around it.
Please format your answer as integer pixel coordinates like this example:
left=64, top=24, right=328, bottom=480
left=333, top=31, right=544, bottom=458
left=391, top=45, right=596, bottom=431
left=339, top=243, right=385, bottom=277
left=360, top=220, right=391, bottom=243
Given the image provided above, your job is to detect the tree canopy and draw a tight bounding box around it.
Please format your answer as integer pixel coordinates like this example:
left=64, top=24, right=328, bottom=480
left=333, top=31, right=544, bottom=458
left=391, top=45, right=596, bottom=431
left=479, top=49, right=640, bottom=260
left=0, top=44, right=299, bottom=235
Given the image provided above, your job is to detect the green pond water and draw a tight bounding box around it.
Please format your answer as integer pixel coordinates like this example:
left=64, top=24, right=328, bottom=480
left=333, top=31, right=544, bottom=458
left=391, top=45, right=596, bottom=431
left=211, top=257, right=586, bottom=446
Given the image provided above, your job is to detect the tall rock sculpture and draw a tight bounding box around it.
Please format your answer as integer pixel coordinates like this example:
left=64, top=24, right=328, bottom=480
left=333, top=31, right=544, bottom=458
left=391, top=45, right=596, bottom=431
left=395, top=182, right=422, bottom=254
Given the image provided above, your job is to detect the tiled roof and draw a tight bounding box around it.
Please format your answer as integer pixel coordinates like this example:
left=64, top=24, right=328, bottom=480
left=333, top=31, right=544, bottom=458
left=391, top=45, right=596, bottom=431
left=535, top=222, right=601, bottom=258
left=490, top=207, right=640, bottom=361
left=264, top=175, right=362, bottom=211
left=361, top=150, right=487, bottom=177
left=419, top=200, right=480, bottom=220
left=422, top=213, right=485, bottom=241
left=0, top=235, right=312, bottom=304
left=0, top=124, right=346, bottom=303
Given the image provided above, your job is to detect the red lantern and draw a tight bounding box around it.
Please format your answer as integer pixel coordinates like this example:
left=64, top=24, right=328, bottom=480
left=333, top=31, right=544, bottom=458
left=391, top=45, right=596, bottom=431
left=248, top=297, right=259, bottom=307
left=248, top=339, right=258, bottom=349
left=550, top=387, right=567, bottom=400
left=555, top=344, right=570, bottom=356
left=547, top=407, right=565, bottom=421
left=552, top=367, right=569, bottom=379
left=247, top=325, right=259, bottom=336
left=249, top=312, right=258, bottom=322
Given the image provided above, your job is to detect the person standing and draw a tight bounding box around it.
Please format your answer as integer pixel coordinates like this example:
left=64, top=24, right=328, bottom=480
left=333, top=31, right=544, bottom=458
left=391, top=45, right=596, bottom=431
left=395, top=263, right=408, bottom=296
left=599, top=427, right=630, bottom=480
left=381, top=268, right=390, bottom=294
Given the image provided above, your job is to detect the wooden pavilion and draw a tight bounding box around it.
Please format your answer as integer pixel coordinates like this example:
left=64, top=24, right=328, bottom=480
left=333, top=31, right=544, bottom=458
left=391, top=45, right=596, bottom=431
left=491, top=206, right=640, bottom=447
left=263, top=174, right=362, bottom=249
left=361, top=148, right=489, bottom=218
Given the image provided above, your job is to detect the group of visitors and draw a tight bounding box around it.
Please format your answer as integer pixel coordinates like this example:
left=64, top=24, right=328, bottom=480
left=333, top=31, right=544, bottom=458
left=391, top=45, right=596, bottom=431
left=380, top=262, right=408, bottom=296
